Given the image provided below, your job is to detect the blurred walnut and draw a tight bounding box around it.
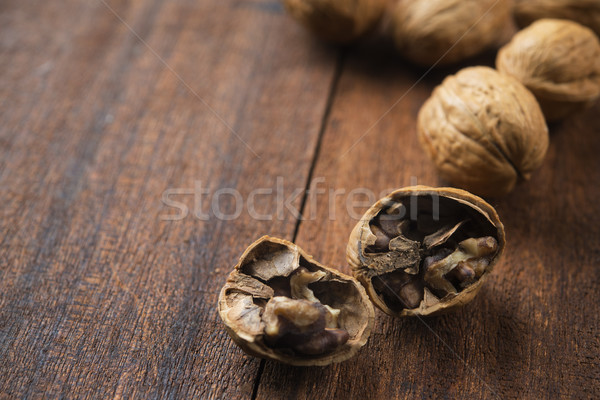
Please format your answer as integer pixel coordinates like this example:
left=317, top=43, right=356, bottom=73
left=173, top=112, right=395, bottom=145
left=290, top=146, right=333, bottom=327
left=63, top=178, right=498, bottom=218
left=283, top=0, right=386, bottom=43
left=218, top=236, right=374, bottom=366
left=513, top=0, right=600, bottom=37
left=417, top=67, right=548, bottom=197
left=497, top=19, right=600, bottom=121
left=389, top=0, right=512, bottom=66
left=347, top=186, right=505, bottom=317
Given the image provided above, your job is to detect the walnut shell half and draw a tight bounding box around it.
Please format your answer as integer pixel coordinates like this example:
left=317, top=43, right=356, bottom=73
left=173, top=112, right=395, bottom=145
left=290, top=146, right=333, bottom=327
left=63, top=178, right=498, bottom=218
left=347, top=186, right=505, bottom=317
left=390, top=0, right=512, bottom=66
left=283, top=0, right=386, bottom=43
left=417, top=66, right=549, bottom=197
left=513, top=0, right=600, bottom=37
left=497, top=19, right=600, bottom=121
left=218, top=236, right=374, bottom=366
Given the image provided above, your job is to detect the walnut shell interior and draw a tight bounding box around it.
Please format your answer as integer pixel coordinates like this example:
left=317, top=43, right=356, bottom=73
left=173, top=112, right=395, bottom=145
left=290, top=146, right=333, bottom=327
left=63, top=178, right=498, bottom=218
left=497, top=19, right=600, bottom=121
left=218, top=236, right=374, bottom=366
left=390, top=0, right=512, bottom=66
left=347, top=186, right=505, bottom=317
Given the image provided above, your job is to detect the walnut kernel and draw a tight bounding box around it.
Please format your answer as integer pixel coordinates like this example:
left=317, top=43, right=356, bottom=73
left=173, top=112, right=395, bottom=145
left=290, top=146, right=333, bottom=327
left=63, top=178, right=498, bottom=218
left=218, top=236, right=374, bottom=366
left=347, top=186, right=505, bottom=317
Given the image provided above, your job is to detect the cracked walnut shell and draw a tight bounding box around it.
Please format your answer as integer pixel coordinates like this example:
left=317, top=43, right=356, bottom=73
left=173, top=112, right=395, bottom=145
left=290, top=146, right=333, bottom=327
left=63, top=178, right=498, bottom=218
left=347, top=186, right=505, bottom=317
left=418, top=66, right=549, bottom=197
left=497, top=19, right=600, bottom=121
left=513, top=0, right=600, bottom=37
left=218, top=236, right=374, bottom=366
left=283, top=0, right=386, bottom=43
left=389, top=0, right=512, bottom=66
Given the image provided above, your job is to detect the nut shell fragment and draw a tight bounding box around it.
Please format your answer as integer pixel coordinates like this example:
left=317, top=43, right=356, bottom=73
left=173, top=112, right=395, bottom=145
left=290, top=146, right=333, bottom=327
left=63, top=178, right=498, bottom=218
left=347, top=186, right=505, bottom=317
left=390, top=0, right=512, bottom=66
left=283, top=0, right=386, bottom=43
left=497, top=19, right=600, bottom=121
left=218, top=236, right=374, bottom=366
left=417, top=66, right=548, bottom=197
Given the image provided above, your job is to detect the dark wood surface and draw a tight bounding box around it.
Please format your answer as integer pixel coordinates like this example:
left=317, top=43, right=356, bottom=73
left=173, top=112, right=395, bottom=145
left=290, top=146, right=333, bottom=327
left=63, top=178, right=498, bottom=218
left=1, top=1, right=599, bottom=399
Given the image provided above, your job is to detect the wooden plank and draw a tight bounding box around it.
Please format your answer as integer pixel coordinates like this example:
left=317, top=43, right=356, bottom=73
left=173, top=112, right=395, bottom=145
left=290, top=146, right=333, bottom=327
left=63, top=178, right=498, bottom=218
left=0, top=0, right=338, bottom=398
left=254, top=40, right=600, bottom=399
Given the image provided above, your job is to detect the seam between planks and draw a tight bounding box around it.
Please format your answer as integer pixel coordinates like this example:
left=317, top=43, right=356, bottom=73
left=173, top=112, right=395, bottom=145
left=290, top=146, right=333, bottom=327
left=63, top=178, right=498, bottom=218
left=249, top=48, right=347, bottom=400
left=291, top=48, right=347, bottom=243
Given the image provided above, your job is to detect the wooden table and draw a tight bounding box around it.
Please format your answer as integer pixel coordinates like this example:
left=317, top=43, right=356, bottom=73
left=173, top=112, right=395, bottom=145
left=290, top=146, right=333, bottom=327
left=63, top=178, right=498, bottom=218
left=2, top=1, right=599, bottom=398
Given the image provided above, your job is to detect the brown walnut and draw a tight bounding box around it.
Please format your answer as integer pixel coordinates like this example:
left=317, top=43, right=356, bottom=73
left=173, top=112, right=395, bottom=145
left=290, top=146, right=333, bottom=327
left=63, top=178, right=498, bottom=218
left=283, top=0, right=386, bottom=43
left=417, top=66, right=549, bottom=197
left=497, top=19, right=600, bottom=121
left=389, top=0, right=512, bottom=66
left=513, top=0, right=600, bottom=37
left=218, top=236, right=374, bottom=366
left=347, top=186, right=505, bottom=317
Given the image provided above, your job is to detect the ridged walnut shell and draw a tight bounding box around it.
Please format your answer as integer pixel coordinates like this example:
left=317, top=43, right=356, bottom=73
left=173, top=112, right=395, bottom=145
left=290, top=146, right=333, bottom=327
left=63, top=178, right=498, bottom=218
left=218, top=236, right=374, bottom=366
left=347, top=186, right=505, bottom=317
left=497, top=19, right=600, bottom=121
left=513, top=0, right=600, bottom=37
left=283, top=0, right=386, bottom=43
left=390, top=0, right=512, bottom=66
left=418, top=66, right=549, bottom=197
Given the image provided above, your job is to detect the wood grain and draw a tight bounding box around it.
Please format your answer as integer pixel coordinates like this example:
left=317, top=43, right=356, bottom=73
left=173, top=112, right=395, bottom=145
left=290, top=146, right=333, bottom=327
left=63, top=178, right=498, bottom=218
left=0, top=0, right=338, bottom=398
left=254, top=40, right=600, bottom=399
left=2, top=0, right=600, bottom=399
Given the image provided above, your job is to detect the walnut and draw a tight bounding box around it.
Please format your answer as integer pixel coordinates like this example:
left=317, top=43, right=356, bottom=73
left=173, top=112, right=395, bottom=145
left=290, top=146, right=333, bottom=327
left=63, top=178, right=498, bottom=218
left=417, top=66, right=549, bottom=197
left=282, top=0, right=386, bottom=43
left=347, top=186, right=505, bottom=317
left=218, top=236, right=374, bottom=366
left=497, top=19, right=600, bottom=121
left=389, top=0, right=512, bottom=66
left=513, top=0, right=600, bottom=37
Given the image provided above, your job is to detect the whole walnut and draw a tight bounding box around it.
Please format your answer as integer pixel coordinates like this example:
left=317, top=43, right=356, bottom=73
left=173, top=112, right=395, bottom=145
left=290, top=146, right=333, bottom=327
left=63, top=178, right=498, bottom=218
left=218, top=236, right=374, bottom=366
left=347, top=186, right=505, bottom=317
left=417, top=66, right=549, bottom=198
left=389, top=0, right=512, bottom=66
left=497, top=19, right=600, bottom=121
left=513, top=0, right=600, bottom=37
left=283, top=0, right=386, bottom=43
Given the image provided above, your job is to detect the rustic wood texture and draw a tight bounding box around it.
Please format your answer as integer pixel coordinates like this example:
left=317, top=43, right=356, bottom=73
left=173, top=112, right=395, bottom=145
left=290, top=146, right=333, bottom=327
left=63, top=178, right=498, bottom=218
left=1, top=1, right=599, bottom=399
left=0, top=0, right=338, bottom=398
